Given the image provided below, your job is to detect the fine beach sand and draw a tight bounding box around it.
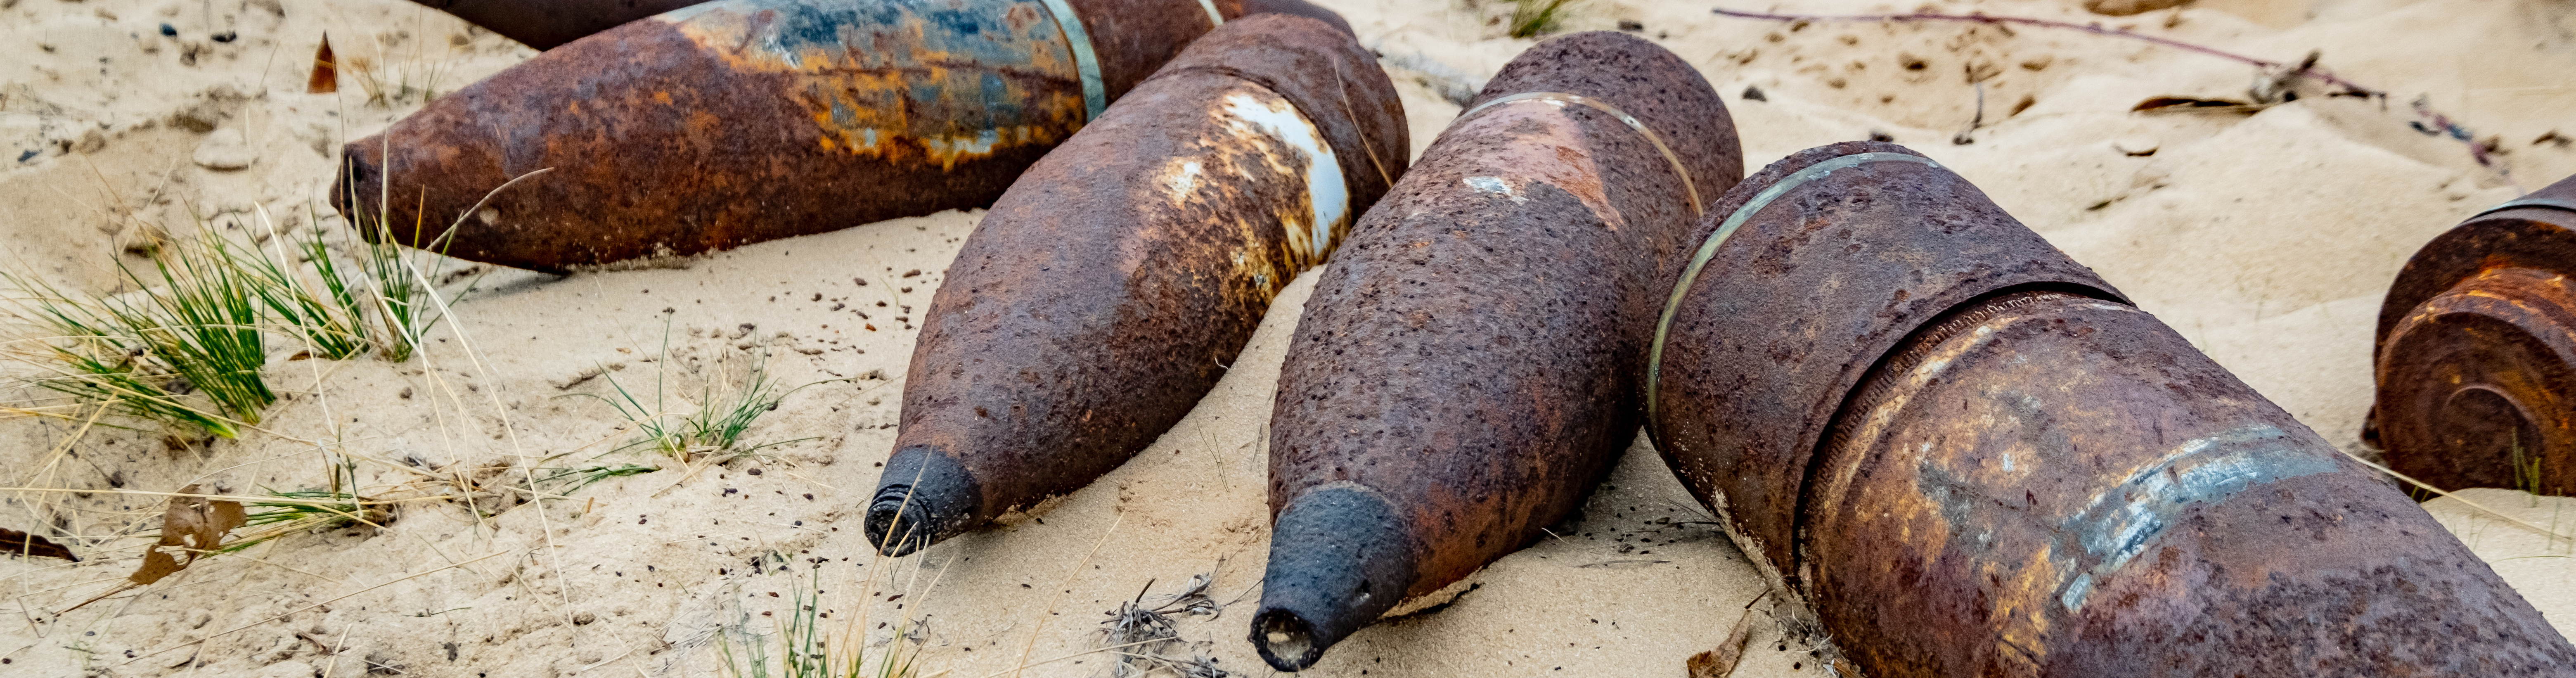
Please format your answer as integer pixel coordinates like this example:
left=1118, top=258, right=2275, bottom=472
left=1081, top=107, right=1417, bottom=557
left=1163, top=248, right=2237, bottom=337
left=5, top=0, right=2576, bottom=675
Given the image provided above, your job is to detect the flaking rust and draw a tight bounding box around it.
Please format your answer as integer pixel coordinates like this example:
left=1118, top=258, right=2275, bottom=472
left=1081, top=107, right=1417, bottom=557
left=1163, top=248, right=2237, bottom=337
left=335, top=0, right=1347, bottom=273
left=2372, top=173, right=2576, bottom=496
left=1252, top=32, right=1741, bottom=672
left=863, top=14, right=1405, bottom=556
left=1651, top=142, right=2576, bottom=676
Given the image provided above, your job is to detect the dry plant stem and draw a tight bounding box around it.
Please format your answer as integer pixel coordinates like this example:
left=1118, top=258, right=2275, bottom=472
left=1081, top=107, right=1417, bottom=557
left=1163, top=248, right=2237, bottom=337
left=2337, top=448, right=2576, bottom=543
left=0, top=487, right=447, bottom=507
left=1707, top=7, right=2512, bottom=182
left=1010, top=512, right=1125, bottom=678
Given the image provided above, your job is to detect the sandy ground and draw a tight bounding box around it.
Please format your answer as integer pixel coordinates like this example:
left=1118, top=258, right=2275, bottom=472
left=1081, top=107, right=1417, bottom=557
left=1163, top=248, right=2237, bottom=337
left=4, top=0, right=2576, bottom=676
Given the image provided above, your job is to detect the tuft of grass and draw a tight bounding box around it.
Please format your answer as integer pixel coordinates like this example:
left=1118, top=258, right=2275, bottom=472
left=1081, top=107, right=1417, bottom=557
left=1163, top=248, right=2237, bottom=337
left=222, top=451, right=388, bottom=553
left=234, top=208, right=375, bottom=360
left=1, top=223, right=288, bottom=436
left=3, top=277, right=243, bottom=437
left=114, top=229, right=276, bottom=424
left=352, top=201, right=469, bottom=362
left=719, top=564, right=923, bottom=678
left=573, top=329, right=819, bottom=465
left=1507, top=0, right=1578, bottom=38
left=526, top=462, right=661, bottom=495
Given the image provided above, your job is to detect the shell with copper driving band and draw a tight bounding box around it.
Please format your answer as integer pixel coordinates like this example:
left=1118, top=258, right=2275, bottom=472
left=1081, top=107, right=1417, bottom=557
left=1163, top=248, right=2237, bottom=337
left=334, top=0, right=1348, bottom=273
left=1650, top=142, right=2576, bottom=677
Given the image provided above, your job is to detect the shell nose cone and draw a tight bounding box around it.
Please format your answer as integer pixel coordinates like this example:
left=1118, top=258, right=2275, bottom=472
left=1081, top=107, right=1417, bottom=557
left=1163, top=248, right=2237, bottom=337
left=329, top=142, right=381, bottom=230
left=1251, top=484, right=1418, bottom=671
left=864, top=446, right=980, bottom=557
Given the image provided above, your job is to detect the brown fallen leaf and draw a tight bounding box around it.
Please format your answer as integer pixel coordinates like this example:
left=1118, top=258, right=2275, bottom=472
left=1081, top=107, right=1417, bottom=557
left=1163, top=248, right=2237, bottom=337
left=2133, top=96, right=2269, bottom=115
left=1687, top=603, right=1762, bottom=678
left=0, top=527, right=77, bottom=562
left=131, top=484, right=246, bottom=586
left=308, top=33, right=337, bottom=94
left=64, top=485, right=248, bottom=613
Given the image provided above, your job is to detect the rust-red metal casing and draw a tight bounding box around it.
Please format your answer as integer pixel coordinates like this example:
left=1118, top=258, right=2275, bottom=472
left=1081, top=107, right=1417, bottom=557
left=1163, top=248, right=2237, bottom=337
left=334, top=0, right=1347, bottom=273
left=1252, top=32, right=1741, bottom=672
left=864, top=14, right=1405, bottom=555
left=1653, top=143, right=2576, bottom=676
left=2373, top=173, right=2576, bottom=496
left=400, top=0, right=710, bottom=50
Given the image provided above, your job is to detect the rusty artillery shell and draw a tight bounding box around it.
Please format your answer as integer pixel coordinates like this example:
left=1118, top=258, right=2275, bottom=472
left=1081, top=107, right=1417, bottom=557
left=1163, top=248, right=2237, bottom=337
left=1251, top=32, right=1741, bottom=672
left=334, top=0, right=1348, bottom=273
left=863, top=14, right=1406, bottom=556
left=405, top=0, right=1348, bottom=51
left=1650, top=142, right=2576, bottom=676
left=2372, top=173, right=2576, bottom=496
left=400, top=0, right=710, bottom=50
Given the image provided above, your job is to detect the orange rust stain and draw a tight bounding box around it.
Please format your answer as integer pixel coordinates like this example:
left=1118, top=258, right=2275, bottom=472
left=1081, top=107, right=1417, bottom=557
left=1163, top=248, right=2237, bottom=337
left=668, top=0, right=1085, bottom=169
left=1449, top=107, right=1625, bottom=230
left=654, top=91, right=674, bottom=105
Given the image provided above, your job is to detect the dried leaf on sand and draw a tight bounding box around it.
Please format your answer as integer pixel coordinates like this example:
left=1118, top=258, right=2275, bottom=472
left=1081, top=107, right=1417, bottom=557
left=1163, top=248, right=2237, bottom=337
left=0, top=526, right=78, bottom=561
left=1686, top=603, right=1761, bottom=678
left=132, top=484, right=246, bottom=585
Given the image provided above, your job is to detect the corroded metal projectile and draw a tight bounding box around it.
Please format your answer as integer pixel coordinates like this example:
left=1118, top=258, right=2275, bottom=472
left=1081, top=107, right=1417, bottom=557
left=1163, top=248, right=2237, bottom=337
left=335, top=0, right=1347, bottom=273
left=404, top=0, right=1348, bottom=51
left=1650, top=142, right=2576, bottom=676
left=401, top=0, right=710, bottom=50
left=1252, top=32, right=1742, bottom=672
left=862, top=14, right=1406, bottom=556
left=2372, top=173, right=2576, bottom=496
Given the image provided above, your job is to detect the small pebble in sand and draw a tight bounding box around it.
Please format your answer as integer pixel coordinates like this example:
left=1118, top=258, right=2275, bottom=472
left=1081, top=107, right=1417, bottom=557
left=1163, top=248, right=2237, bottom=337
left=1741, top=86, right=1766, bottom=102
left=1869, top=130, right=1895, bottom=142
left=159, top=23, right=177, bottom=36
left=192, top=128, right=256, bottom=170
left=1617, top=20, right=1642, bottom=31
left=2112, top=135, right=2159, bottom=156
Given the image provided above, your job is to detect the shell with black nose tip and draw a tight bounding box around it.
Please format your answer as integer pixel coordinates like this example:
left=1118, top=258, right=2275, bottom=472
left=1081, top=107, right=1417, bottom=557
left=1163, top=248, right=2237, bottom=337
left=863, top=13, right=1407, bottom=557
left=1252, top=30, right=1741, bottom=671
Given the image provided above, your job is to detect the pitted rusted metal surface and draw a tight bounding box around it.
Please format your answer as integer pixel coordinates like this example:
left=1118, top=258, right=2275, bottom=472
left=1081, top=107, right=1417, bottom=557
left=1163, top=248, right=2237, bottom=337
left=401, top=0, right=710, bottom=50
left=863, top=14, right=1405, bottom=556
left=1648, top=141, right=2123, bottom=595
left=333, top=0, right=1322, bottom=273
left=2373, top=173, right=2576, bottom=495
left=1653, top=147, right=2576, bottom=676
left=1807, top=291, right=2575, bottom=676
left=1254, top=32, right=1740, bottom=672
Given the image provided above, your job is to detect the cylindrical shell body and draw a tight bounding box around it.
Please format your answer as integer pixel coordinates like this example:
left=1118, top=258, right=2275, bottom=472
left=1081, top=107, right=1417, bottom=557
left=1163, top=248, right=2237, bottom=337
left=1811, top=292, right=2574, bottom=676
left=1649, top=142, right=2121, bottom=593
left=864, top=14, right=1406, bottom=554
left=402, top=0, right=711, bottom=50
left=1652, top=144, right=2576, bottom=676
left=334, top=0, right=1317, bottom=273
left=1253, top=31, right=1740, bottom=671
left=2373, top=173, right=2576, bottom=495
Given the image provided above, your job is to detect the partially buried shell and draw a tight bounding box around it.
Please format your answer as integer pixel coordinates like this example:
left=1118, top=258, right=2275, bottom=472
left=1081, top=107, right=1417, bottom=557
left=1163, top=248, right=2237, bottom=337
left=863, top=13, right=1406, bottom=556
left=1252, top=31, right=1742, bottom=672
left=334, top=0, right=1346, bottom=273
left=1650, top=142, right=2576, bottom=676
left=2371, top=172, right=2576, bottom=497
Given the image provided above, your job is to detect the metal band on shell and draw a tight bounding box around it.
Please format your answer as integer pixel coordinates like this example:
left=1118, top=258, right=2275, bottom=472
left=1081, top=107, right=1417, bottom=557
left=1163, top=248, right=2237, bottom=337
left=2471, top=197, right=2576, bottom=220
left=1460, top=91, right=1703, bottom=216
left=1039, top=0, right=1108, bottom=120
left=1645, top=152, right=1943, bottom=420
